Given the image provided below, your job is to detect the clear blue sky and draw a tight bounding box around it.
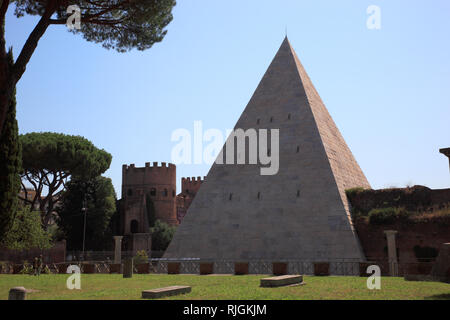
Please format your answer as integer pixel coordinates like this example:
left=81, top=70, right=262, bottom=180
left=6, top=0, right=450, bottom=196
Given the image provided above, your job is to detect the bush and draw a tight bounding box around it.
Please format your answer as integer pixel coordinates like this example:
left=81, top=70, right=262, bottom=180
left=151, top=220, right=176, bottom=251
left=345, top=187, right=366, bottom=198
left=368, top=207, right=409, bottom=225
left=3, top=207, right=52, bottom=250
left=133, top=250, right=148, bottom=264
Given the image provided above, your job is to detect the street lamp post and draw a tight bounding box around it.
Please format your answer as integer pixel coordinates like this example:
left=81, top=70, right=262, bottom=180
left=81, top=198, right=87, bottom=261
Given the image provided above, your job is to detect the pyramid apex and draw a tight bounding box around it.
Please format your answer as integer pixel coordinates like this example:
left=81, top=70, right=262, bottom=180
left=279, top=35, right=295, bottom=54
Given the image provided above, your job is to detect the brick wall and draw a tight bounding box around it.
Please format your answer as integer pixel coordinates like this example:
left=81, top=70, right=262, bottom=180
left=0, top=241, right=66, bottom=263
left=355, top=219, right=449, bottom=263
left=347, top=185, right=450, bottom=214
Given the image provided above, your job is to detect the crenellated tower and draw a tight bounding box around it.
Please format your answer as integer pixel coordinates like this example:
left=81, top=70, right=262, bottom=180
left=176, top=176, right=205, bottom=223
left=181, top=176, right=205, bottom=197
left=122, top=162, right=178, bottom=235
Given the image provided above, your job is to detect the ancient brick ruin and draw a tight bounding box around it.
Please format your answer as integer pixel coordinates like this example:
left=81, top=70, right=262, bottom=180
left=117, top=162, right=204, bottom=253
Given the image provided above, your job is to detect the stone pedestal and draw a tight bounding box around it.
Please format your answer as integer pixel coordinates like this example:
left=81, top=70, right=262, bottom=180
left=123, top=258, right=133, bottom=278
left=234, top=262, right=249, bottom=275
left=199, top=263, right=214, bottom=275
left=272, top=262, right=288, bottom=275
left=9, top=287, right=27, bottom=300
left=431, top=243, right=450, bottom=283
left=314, top=262, right=330, bottom=276
left=113, top=236, right=123, bottom=264
left=168, top=262, right=180, bottom=274
left=384, top=230, right=398, bottom=276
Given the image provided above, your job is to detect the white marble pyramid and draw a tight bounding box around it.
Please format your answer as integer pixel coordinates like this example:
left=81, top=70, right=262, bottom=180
left=164, top=37, right=371, bottom=261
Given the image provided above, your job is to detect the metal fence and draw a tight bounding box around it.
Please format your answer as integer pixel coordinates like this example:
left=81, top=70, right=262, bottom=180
left=151, top=259, right=361, bottom=276
left=1, top=255, right=437, bottom=277
left=149, top=258, right=437, bottom=276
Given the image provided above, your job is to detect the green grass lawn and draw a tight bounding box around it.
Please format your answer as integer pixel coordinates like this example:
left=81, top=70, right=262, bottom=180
left=0, top=274, right=449, bottom=300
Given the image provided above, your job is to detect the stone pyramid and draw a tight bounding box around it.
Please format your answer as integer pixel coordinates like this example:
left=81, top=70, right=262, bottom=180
left=164, top=37, right=371, bottom=261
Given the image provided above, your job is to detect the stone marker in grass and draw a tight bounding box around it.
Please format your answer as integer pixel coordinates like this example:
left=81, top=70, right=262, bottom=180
left=142, top=286, right=192, bottom=299
left=123, top=258, right=133, bottom=278
left=260, top=275, right=303, bottom=288
left=8, top=287, right=27, bottom=300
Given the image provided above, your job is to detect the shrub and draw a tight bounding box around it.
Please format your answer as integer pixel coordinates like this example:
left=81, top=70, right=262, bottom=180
left=3, top=207, right=52, bottom=250
left=345, top=187, right=366, bottom=198
left=151, top=220, right=176, bottom=251
left=368, top=207, right=409, bottom=225
left=133, top=250, right=148, bottom=264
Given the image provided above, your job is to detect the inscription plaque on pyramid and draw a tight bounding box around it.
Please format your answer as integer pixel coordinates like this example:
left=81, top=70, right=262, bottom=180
left=164, top=37, right=371, bottom=261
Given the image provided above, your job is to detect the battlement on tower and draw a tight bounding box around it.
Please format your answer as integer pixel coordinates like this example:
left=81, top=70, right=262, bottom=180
left=182, top=176, right=206, bottom=183
left=121, top=161, right=178, bottom=228
left=122, top=162, right=176, bottom=191
left=181, top=176, right=205, bottom=195
left=122, top=162, right=176, bottom=172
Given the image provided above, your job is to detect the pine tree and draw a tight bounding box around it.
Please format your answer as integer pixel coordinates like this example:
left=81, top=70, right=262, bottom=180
left=0, top=50, right=22, bottom=243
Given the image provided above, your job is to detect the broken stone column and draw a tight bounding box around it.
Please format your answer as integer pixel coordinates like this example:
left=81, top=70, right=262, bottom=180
left=439, top=148, right=450, bottom=173
left=384, top=230, right=398, bottom=276
left=113, top=236, right=123, bottom=264
left=431, top=243, right=450, bottom=283
left=8, top=287, right=27, bottom=300
left=123, top=258, right=133, bottom=278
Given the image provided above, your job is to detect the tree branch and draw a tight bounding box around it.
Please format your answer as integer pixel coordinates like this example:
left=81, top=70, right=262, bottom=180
left=49, top=18, right=126, bottom=26
left=11, top=0, right=57, bottom=84
left=0, top=0, right=10, bottom=24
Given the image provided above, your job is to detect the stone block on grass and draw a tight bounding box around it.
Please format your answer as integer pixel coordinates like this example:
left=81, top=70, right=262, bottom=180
left=142, top=286, right=191, bottom=299
left=260, top=275, right=303, bottom=287
left=8, top=287, right=27, bottom=300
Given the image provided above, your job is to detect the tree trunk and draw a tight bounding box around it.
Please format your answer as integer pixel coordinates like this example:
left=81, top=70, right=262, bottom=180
left=0, top=1, right=56, bottom=136
left=0, top=13, right=12, bottom=136
left=0, top=70, right=14, bottom=137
